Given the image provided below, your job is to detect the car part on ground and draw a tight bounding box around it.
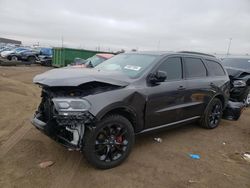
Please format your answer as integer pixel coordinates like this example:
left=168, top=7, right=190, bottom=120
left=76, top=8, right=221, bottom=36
left=32, top=51, right=230, bottom=169
left=225, top=67, right=250, bottom=106
left=222, top=101, right=245, bottom=120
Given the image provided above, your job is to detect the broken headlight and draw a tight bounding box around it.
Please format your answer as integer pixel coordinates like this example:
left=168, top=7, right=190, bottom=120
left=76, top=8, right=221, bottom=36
left=52, top=98, right=91, bottom=112
left=233, top=80, right=246, bottom=88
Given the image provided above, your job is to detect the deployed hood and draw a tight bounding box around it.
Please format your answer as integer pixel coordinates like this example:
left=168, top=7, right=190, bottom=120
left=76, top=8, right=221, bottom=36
left=33, top=67, right=131, bottom=87
left=225, top=66, right=250, bottom=77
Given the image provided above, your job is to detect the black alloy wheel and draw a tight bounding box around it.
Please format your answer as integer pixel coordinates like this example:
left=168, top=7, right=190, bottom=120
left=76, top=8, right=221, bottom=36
left=95, top=123, right=129, bottom=162
left=201, top=98, right=223, bottom=129
left=84, top=115, right=134, bottom=169
left=208, top=103, right=222, bottom=128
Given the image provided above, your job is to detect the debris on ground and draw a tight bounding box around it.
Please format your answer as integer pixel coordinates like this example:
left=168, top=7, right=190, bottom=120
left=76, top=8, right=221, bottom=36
left=38, top=161, right=55, bottom=168
left=222, top=142, right=226, bottom=145
left=154, top=137, right=162, bottom=143
left=189, top=154, right=200, bottom=159
left=242, top=152, right=250, bottom=163
left=188, top=180, right=200, bottom=183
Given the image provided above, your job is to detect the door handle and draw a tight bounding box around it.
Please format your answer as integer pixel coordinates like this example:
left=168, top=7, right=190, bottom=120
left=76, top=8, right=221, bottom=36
left=178, top=85, right=185, bottom=90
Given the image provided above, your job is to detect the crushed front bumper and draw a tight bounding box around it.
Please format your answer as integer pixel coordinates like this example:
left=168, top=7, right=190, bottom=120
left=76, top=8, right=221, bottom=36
left=31, top=111, right=95, bottom=150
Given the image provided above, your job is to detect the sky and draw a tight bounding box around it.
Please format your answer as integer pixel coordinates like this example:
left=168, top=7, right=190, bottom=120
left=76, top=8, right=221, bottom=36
left=0, top=0, right=250, bottom=54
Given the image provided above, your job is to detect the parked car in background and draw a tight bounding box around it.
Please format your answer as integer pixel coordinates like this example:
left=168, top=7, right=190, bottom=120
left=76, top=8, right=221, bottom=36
left=32, top=51, right=230, bottom=169
left=6, top=49, right=39, bottom=63
left=0, top=47, right=29, bottom=58
left=70, top=53, right=114, bottom=68
left=38, top=48, right=53, bottom=66
left=221, top=56, right=250, bottom=105
left=0, top=46, right=15, bottom=53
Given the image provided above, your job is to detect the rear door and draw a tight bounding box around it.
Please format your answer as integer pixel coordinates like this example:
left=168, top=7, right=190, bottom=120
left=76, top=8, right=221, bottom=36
left=181, top=57, right=211, bottom=119
left=145, top=56, right=187, bottom=128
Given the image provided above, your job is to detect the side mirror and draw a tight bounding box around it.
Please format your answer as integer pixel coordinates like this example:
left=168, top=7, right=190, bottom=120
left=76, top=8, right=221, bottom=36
left=149, top=71, right=167, bottom=84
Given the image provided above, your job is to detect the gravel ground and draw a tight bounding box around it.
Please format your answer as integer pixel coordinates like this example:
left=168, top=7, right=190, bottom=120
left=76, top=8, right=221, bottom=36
left=0, top=66, right=249, bottom=188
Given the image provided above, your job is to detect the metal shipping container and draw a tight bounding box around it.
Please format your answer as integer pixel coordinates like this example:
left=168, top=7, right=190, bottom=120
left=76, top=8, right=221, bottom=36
left=52, top=48, right=111, bottom=67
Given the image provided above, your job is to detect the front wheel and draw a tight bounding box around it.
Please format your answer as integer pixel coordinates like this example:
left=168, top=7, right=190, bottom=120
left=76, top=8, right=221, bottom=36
left=11, top=56, right=18, bottom=61
left=200, top=98, right=223, bottom=129
left=83, top=114, right=134, bottom=169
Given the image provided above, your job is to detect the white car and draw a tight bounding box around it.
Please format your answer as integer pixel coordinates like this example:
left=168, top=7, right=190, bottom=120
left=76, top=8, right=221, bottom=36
left=0, top=47, right=29, bottom=58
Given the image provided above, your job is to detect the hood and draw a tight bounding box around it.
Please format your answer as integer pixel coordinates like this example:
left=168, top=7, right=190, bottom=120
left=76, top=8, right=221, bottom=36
left=33, top=67, right=131, bottom=87
left=1, top=50, right=14, bottom=57
left=225, top=66, right=250, bottom=77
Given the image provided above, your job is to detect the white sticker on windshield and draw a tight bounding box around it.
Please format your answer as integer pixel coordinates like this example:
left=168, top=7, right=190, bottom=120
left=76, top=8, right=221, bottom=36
left=124, top=65, right=141, bottom=71
left=248, top=60, right=250, bottom=63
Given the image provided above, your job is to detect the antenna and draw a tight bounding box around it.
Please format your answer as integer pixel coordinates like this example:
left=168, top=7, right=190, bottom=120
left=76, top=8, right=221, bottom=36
left=226, top=38, right=232, bottom=55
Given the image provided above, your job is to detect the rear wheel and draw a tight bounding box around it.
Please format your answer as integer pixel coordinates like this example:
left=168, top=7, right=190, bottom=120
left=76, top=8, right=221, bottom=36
left=200, top=98, right=223, bottom=129
left=83, top=114, right=134, bottom=169
left=28, top=56, right=36, bottom=64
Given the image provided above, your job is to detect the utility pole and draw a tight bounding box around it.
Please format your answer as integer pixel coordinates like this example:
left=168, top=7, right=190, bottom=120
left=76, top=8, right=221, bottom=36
left=61, top=36, right=64, bottom=48
left=226, top=38, right=232, bottom=55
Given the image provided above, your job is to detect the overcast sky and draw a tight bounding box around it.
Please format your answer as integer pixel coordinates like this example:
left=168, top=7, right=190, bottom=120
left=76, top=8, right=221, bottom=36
left=0, top=0, right=250, bottom=54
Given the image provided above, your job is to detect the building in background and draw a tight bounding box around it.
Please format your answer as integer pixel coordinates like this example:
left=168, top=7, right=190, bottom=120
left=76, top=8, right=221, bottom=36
left=0, top=37, right=22, bottom=46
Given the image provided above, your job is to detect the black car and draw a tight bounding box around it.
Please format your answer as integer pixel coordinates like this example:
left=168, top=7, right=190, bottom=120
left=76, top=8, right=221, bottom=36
left=7, top=49, right=39, bottom=63
left=32, top=51, right=230, bottom=169
left=221, top=57, right=250, bottom=105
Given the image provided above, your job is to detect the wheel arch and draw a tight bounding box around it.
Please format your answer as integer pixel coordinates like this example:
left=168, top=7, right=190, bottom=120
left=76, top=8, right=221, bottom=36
left=214, top=94, right=225, bottom=108
left=97, top=106, right=141, bottom=132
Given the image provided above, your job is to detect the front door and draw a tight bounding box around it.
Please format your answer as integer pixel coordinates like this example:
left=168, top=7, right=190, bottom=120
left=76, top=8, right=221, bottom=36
left=145, top=57, right=186, bottom=129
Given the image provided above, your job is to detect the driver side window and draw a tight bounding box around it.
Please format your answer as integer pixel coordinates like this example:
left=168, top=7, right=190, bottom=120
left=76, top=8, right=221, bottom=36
left=157, top=57, right=182, bottom=80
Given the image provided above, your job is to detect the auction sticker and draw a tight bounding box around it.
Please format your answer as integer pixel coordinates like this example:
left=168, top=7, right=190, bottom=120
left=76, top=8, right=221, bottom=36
left=124, top=65, right=141, bottom=71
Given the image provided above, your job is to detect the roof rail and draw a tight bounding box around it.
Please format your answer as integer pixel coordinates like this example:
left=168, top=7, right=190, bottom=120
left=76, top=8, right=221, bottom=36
left=178, top=51, right=215, bottom=58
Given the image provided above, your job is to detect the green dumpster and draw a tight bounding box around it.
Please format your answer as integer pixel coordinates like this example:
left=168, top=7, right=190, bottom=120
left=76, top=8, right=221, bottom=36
left=52, top=48, right=112, bottom=67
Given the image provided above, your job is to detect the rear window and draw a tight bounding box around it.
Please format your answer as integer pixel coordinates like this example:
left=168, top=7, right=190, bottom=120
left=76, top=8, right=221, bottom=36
left=205, top=60, right=225, bottom=76
left=183, top=58, right=207, bottom=78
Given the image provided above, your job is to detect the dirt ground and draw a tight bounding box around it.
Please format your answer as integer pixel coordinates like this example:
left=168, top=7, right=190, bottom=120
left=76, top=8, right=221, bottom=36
left=0, top=65, right=249, bottom=188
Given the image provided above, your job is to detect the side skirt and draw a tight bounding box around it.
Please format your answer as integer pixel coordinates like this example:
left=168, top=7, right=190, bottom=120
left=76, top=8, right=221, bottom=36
left=138, top=116, right=200, bottom=134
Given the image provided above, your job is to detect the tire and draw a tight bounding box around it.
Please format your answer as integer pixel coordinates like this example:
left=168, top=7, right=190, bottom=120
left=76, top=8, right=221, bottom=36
left=200, top=98, right=223, bottom=129
left=11, top=56, right=18, bottom=61
left=28, top=56, right=36, bottom=64
left=83, top=114, right=134, bottom=169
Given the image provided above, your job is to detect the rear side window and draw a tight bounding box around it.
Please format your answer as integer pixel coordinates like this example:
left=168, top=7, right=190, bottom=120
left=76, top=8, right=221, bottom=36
left=205, top=60, right=225, bottom=76
left=183, top=58, right=207, bottom=78
left=157, top=57, right=182, bottom=80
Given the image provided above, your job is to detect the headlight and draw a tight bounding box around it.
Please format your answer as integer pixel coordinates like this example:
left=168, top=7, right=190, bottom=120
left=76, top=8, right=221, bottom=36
left=52, top=98, right=91, bottom=112
left=233, top=80, right=246, bottom=88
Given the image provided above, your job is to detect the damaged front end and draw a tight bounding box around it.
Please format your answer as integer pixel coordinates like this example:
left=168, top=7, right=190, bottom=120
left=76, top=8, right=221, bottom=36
left=32, top=87, right=96, bottom=150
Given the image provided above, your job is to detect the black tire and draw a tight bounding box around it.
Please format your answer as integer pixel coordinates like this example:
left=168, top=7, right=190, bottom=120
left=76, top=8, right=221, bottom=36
left=83, top=114, right=134, bottom=169
left=27, top=56, right=36, bottom=64
left=11, top=56, right=18, bottom=61
left=200, top=98, right=223, bottom=129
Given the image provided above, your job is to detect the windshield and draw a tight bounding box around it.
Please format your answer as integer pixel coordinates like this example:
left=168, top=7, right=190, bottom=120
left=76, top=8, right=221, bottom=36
left=14, top=48, right=29, bottom=53
left=40, top=48, right=52, bottom=55
left=86, top=55, right=106, bottom=67
left=221, top=58, right=250, bottom=70
left=95, top=54, right=157, bottom=78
